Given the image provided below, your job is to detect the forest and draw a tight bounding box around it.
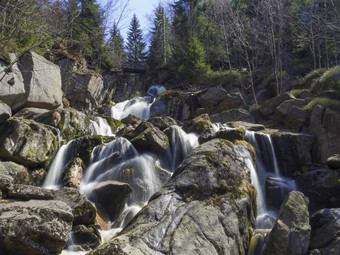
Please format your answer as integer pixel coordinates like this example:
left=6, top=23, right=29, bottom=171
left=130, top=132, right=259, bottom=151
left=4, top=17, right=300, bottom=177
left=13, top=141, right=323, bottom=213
left=1, top=0, right=340, bottom=100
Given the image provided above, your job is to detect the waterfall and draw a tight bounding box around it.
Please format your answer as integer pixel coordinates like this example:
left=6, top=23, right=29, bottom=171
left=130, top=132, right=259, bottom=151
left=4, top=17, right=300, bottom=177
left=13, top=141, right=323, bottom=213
left=43, top=140, right=75, bottom=189
left=165, top=125, right=199, bottom=172
left=90, top=117, right=114, bottom=136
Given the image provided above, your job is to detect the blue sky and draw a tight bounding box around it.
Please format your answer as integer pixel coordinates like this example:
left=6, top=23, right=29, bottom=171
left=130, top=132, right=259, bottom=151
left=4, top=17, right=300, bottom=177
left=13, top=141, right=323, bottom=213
left=99, top=0, right=171, bottom=42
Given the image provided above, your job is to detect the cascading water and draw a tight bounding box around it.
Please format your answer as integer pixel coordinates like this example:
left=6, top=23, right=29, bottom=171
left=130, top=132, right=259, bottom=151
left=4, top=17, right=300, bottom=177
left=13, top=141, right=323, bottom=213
left=43, top=140, right=75, bottom=189
left=245, top=130, right=297, bottom=254
left=89, top=117, right=115, bottom=136
left=44, top=85, right=201, bottom=254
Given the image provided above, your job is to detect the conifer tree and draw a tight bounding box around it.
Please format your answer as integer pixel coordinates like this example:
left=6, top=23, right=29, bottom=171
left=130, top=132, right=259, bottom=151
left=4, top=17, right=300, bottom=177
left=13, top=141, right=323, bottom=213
left=126, top=14, right=147, bottom=64
left=148, top=5, right=171, bottom=67
left=107, top=22, right=125, bottom=67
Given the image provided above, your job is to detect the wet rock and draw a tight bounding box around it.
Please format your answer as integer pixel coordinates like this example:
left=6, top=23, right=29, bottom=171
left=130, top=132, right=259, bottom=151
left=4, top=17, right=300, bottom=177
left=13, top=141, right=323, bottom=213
left=1, top=184, right=55, bottom=200
left=0, top=161, right=26, bottom=188
left=63, top=157, right=84, bottom=188
left=309, top=208, right=340, bottom=252
left=0, top=118, right=56, bottom=168
left=0, top=199, right=73, bottom=255
left=296, top=169, right=340, bottom=214
left=199, top=87, right=245, bottom=115
left=263, top=191, right=310, bottom=255
left=149, top=116, right=177, bottom=131
left=265, top=176, right=295, bottom=211
left=211, top=108, right=254, bottom=123
left=121, top=114, right=142, bottom=127
left=270, top=131, right=314, bottom=177
left=327, top=154, right=340, bottom=170
left=0, top=101, right=11, bottom=124
left=126, top=121, right=169, bottom=153
left=89, top=181, right=132, bottom=222
left=183, top=113, right=212, bottom=134
left=215, top=128, right=245, bottom=142
left=228, top=121, right=265, bottom=131
left=259, top=92, right=295, bottom=117
left=71, top=225, right=101, bottom=250
left=151, top=89, right=201, bottom=121
left=88, top=139, right=256, bottom=255
left=198, top=126, right=216, bottom=144
left=55, top=187, right=97, bottom=226
left=309, top=106, right=340, bottom=162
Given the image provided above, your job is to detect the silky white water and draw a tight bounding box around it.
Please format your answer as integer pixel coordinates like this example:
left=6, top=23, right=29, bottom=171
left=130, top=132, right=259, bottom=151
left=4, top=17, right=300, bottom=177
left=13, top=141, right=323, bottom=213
left=90, top=117, right=115, bottom=136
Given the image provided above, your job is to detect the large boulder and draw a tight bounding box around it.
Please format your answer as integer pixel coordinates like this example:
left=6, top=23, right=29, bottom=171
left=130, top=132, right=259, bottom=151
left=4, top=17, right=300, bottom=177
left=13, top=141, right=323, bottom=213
left=199, top=87, right=246, bottom=115
left=0, top=53, right=26, bottom=108
left=54, top=187, right=97, bottom=226
left=269, top=131, right=314, bottom=177
left=263, top=191, right=311, bottom=255
left=308, top=208, right=340, bottom=255
left=0, top=118, right=57, bottom=168
left=309, top=106, right=340, bottom=162
left=88, top=181, right=132, bottom=222
left=0, top=199, right=73, bottom=255
left=296, top=169, right=340, bottom=214
left=183, top=113, right=212, bottom=134
left=0, top=161, right=26, bottom=188
left=1, top=184, right=55, bottom=200
left=259, top=92, right=295, bottom=117
left=88, top=139, right=256, bottom=255
left=0, top=101, right=11, bottom=124
left=210, top=108, right=255, bottom=123
left=71, top=225, right=101, bottom=250
left=124, top=121, right=169, bottom=153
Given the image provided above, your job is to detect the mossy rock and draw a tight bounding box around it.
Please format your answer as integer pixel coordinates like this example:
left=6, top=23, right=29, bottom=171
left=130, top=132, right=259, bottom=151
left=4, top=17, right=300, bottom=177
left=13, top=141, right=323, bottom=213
left=215, top=128, right=246, bottom=142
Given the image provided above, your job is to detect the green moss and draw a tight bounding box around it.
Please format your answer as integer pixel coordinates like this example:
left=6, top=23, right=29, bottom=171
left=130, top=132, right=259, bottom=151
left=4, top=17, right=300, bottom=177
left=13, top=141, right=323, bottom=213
left=235, top=140, right=256, bottom=160
left=300, top=68, right=327, bottom=88
left=290, top=89, right=310, bottom=97
left=303, top=97, right=340, bottom=112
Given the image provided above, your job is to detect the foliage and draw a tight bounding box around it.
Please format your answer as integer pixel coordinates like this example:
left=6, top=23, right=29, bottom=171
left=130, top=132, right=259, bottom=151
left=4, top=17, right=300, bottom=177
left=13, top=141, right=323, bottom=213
left=107, top=23, right=125, bottom=67
left=303, top=97, right=340, bottom=112
left=126, top=14, right=147, bottom=65
left=299, top=68, right=327, bottom=88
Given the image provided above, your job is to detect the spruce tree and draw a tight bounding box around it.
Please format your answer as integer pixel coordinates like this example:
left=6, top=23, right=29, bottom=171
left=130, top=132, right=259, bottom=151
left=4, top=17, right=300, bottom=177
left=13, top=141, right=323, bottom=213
left=107, top=22, right=125, bottom=67
left=148, top=5, right=171, bottom=67
left=126, top=14, right=147, bottom=65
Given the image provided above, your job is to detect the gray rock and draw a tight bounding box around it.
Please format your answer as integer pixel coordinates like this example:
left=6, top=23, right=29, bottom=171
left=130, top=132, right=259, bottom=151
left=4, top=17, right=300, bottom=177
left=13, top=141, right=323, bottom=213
left=71, top=225, right=101, bottom=250
left=149, top=116, right=177, bottom=131
left=284, top=106, right=307, bottom=130
left=309, top=106, right=340, bottom=162
left=16, top=51, right=62, bottom=110
left=0, top=53, right=26, bottom=108
left=259, top=92, right=295, bottom=117
left=263, top=191, right=310, bottom=255
left=0, top=101, right=11, bottom=124
left=228, top=121, right=265, bottom=131
left=183, top=113, right=212, bottom=134
left=211, top=108, right=255, bottom=123
left=88, top=139, right=256, bottom=255
left=88, top=181, right=132, bottom=222
left=62, top=157, right=84, bottom=188
left=0, top=199, right=73, bottom=255
left=309, top=208, right=340, bottom=250
left=54, top=187, right=97, bottom=226
left=126, top=121, right=169, bottom=153
left=199, top=87, right=246, bottom=115
left=2, top=184, right=55, bottom=200
left=327, top=154, right=340, bottom=170
left=0, top=118, right=56, bottom=167
left=0, top=161, right=26, bottom=188
left=215, top=128, right=245, bottom=142
left=296, top=169, right=340, bottom=214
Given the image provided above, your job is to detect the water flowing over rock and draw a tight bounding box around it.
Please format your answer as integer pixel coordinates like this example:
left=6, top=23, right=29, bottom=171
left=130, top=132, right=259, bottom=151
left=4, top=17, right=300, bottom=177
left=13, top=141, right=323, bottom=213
left=309, top=208, right=340, bottom=254
left=0, top=199, right=73, bottom=255
left=88, top=139, right=256, bottom=255
left=0, top=118, right=56, bottom=167
left=263, top=191, right=311, bottom=255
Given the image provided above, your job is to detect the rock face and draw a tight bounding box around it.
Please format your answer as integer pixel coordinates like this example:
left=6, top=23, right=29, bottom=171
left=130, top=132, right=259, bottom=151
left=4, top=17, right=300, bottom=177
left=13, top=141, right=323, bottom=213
left=0, top=161, right=26, bottom=188
left=89, top=181, right=132, bottom=221
left=0, top=199, right=73, bottom=255
left=0, top=52, right=62, bottom=111
left=309, top=106, right=340, bottom=163
left=259, top=92, right=295, bottom=117
left=124, top=121, right=169, bottom=153
left=309, top=208, right=340, bottom=254
left=296, top=169, right=340, bottom=214
left=263, top=191, right=311, bottom=255
left=210, top=108, right=254, bottom=123
left=0, top=101, right=11, bottom=124
left=89, top=139, right=256, bottom=255
left=0, top=118, right=56, bottom=167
